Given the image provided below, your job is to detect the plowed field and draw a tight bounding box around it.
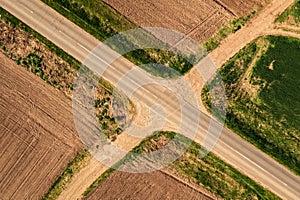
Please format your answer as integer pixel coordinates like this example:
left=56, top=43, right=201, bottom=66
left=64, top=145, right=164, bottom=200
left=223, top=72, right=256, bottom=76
left=85, top=170, right=213, bottom=200
left=0, top=52, right=82, bottom=199
left=104, top=0, right=268, bottom=42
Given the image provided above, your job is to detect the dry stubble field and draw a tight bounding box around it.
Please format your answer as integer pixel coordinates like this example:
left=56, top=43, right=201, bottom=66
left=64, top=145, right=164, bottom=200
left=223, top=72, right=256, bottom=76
left=104, top=0, right=268, bottom=42
left=0, top=52, right=83, bottom=199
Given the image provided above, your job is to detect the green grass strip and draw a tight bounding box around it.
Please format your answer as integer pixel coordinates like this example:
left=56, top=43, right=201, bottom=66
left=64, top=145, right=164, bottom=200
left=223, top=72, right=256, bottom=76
left=40, top=0, right=194, bottom=77
left=42, top=150, right=90, bottom=200
left=275, top=0, right=300, bottom=24
left=83, top=132, right=279, bottom=199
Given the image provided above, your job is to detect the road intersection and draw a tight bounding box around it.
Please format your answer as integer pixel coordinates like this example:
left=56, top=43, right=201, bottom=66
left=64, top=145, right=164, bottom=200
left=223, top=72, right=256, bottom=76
left=1, top=0, right=299, bottom=199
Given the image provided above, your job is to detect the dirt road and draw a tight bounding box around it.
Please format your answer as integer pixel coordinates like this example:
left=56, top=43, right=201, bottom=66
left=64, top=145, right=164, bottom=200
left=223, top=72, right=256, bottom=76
left=209, top=0, right=295, bottom=68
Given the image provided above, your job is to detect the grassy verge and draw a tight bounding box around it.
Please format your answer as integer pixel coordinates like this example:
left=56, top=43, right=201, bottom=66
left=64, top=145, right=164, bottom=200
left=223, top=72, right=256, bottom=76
left=0, top=7, right=79, bottom=95
left=275, top=0, right=300, bottom=25
left=1, top=7, right=125, bottom=140
left=0, top=7, right=80, bottom=70
left=202, top=36, right=300, bottom=175
left=82, top=168, right=115, bottom=197
left=40, top=0, right=194, bottom=77
left=202, top=13, right=254, bottom=52
left=42, top=150, right=91, bottom=200
left=83, top=132, right=279, bottom=199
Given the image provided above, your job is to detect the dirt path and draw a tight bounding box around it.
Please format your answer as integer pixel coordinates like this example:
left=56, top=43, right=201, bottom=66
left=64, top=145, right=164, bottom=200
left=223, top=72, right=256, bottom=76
left=209, top=0, right=295, bottom=68
left=57, top=158, right=108, bottom=200
left=266, top=29, right=300, bottom=39
left=186, top=0, right=295, bottom=111
left=265, top=22, right=300, bottom=38
left=272, top=23, right=300, bottom=33
left=57, top=130, right=144, bottom=199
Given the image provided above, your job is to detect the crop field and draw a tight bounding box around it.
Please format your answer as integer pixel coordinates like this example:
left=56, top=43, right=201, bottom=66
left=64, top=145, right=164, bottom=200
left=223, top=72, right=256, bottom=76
left=104, top=0, right=267, bottom=42
left=41, top=0, right=269, bottom=77
left=202, top=36, right=300, bottom=175
left=0, top=52, right=83, bottom=199
left=84, top=132, right=278, bottom=199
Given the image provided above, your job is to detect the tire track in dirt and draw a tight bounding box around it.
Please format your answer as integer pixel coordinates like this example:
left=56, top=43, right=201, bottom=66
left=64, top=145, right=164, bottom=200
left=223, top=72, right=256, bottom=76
left=212, top=0, right=237, bottom=17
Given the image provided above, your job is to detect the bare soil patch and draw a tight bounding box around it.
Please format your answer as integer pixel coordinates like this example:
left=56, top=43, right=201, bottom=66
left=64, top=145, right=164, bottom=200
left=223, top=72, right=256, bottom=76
left=0, top=52, right=83, bottom=199
left=85, top=170, right=212, bottom=200
left=104, top=0, right=267, bottom=42
left=217, top=0, right=269, bottom=16
left=0, top=18, right=123, bottom=141
left=0, top=19, right=76, bottom=96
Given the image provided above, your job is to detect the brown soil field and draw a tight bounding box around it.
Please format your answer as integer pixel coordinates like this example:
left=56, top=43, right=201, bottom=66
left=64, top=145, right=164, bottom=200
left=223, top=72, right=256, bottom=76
left=0, top=18, right=121, bottom=140
left=0, top=19, right=76, bottom=96
left=216, top=0, right=268, bottom=16
left=0, top=52, right=83, bottom=199
left=104, top=0, right=268, bottom=42
left=85, top=170, right=213, bottom=200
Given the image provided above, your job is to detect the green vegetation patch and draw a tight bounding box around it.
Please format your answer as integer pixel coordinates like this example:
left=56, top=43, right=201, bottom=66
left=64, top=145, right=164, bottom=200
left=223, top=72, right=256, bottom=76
left=203, top=14, right=253, bottom=52
left=0, top=7, right=79, bottom=94
left=82, top=168, right=115, bottom=197
left=276, top=0, right=300, bottom=25
left=40, top=0, right=195, bottom=77
left=0, top=7, right=80, bottom=70
left=202, top=35, right=300, bottom=175
left=83, top=132, right=279, bottom=199
left=42, top=150, right=90, bottom=200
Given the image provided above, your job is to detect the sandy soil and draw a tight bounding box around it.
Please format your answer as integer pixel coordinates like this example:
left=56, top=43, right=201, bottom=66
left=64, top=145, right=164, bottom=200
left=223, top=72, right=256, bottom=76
left=85, top=170, right=213, bottom=200
left=57, top=157, right=109, bottom=200
left=0, top=52, right=83, bottom=199
left=104, top=0, right=266, bottom=42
